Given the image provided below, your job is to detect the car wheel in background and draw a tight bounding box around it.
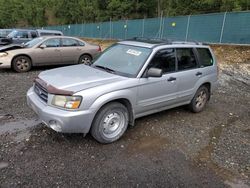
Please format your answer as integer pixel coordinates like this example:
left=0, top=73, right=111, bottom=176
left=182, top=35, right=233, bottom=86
left=78, top=54, right=92, bottom=65
left=189, top=86, right=209, bottom=113
left=91, top=102, right=129, bottom=144
left=12, top=56, right=32, bottom=73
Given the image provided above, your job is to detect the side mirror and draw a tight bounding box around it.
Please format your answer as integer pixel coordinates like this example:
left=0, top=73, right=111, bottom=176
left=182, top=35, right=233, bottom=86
left=40, top=44, right=46, bottom=49
left=146, top=67, right=163, bottom=78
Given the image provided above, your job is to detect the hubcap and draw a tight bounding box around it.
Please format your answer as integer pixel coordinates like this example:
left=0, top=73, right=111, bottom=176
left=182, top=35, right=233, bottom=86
left=195, top=90, right=207, bottom=109
left=16, top=59, right=29, bottom=71
left=102, top=111, right=125, bottom=139
left=81, top=57, right=91, bottom=65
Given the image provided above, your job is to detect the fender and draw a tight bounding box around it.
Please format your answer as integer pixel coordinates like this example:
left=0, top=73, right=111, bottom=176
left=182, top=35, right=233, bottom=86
left=89, top=89, right=137, bottom=122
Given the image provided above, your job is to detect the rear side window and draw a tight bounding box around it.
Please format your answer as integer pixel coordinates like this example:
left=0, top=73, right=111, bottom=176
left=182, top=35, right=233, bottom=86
left=176, top=48, right=197, bottom=71
left=31, top=31, right=37, bottom=38
left=62, top=38, right=78, bottom=47
left=148, top=48, right=176, bottom=74
left=197, top=48, right=213, bottom=67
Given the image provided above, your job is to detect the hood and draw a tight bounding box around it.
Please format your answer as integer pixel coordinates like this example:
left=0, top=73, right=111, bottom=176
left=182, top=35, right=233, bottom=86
left=0, top=37, right=12, bottom=46
left=38, top=64, right=125, bottom=93
left=0, top=44, right=23, bottom=52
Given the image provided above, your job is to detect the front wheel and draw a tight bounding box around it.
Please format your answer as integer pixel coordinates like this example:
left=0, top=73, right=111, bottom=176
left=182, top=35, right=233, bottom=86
left=78, top=54, right=92, bottom=65
left=12, top=56, right=32, bottom=73
left=189, top=86, right=209, bottom=113
left=91, top=102, right=129, bottom=144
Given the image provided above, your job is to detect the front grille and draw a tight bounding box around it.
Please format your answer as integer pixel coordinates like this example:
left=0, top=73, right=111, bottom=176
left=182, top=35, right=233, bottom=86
left=34, top=83, right=48, bottom=103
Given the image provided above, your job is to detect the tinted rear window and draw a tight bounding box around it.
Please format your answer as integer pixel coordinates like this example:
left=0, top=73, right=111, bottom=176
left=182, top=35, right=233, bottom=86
left=197, top=48, right=213, bottom=67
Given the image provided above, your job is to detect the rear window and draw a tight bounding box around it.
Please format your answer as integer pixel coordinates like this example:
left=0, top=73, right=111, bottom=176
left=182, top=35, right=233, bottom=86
left=40, top=32, right=62, bottom=36
left=197, top=48, right=213, bottom=67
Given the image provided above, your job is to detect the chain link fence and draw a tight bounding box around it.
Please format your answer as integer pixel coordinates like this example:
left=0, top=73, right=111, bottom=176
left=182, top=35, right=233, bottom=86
left=42, top=11, right=250, bottom=44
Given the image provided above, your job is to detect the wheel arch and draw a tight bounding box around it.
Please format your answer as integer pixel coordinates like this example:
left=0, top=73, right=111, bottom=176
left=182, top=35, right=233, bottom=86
left=92, top=97, right=135, bottom=128
left=11, top=54, right=33, bottom=68
left=80, top=53, right=93, bottom=60
left=200, top=82, right=211, bottom=100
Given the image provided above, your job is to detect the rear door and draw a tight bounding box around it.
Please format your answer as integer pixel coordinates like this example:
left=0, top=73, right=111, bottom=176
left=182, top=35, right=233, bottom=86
left=61, top=38, right=82, bottom=64
left=33, top=38, right=62, bottom=65
left=136, top=48, right=179, bottom=114
left=175, top=48, right=201, bottom=102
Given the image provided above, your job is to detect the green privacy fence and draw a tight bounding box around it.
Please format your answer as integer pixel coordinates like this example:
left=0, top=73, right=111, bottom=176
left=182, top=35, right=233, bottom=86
left=43, top=11, right=250, bottom=44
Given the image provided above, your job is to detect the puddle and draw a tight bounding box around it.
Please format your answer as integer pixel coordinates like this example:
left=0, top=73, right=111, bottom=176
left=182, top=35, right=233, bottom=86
left=127, top=135, right=169, bottom=155
left=195, top=116, right=240, bottom=180
left=0, top=119, right=41, bottom=141
left=225, top=180, right=250, bottom=188
left=0, top=162, right=8, bottom=169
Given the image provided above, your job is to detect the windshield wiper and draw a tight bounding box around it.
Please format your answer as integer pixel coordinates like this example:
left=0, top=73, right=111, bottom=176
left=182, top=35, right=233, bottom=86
left=93, top=65, right=116, bottom=74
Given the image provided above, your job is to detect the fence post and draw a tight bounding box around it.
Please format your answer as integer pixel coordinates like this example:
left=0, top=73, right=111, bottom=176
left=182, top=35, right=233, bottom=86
left=110, top=18, right=112, bottom=39
left=158, top=11, right=163, bottom=38
left=142, top=18, right=145, bottom=37
left=185, top=15, right=191, bottom=42
left=220, top=12, right=227, bottom=43
left=161, top=17, right=165, bottom=39
left=124, top=19, right=128, bottom=39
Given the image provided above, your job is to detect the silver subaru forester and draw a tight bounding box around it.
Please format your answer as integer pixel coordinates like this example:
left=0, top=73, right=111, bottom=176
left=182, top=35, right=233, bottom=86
left=27, top=38, right=218, bottom=143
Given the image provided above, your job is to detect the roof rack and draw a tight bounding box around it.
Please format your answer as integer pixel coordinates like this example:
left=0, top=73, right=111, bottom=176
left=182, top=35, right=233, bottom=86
left=126, top=37, right=203, bottom=46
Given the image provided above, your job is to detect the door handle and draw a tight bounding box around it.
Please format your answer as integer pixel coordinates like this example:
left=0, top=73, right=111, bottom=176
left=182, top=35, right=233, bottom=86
left=196, top=72, right=202, bottom=76
left=167, top=77, right=176, bottom=82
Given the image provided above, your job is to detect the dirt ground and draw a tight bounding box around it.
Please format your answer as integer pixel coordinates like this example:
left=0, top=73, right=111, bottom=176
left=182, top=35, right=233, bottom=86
left=0, top=40, right=249, bottom=187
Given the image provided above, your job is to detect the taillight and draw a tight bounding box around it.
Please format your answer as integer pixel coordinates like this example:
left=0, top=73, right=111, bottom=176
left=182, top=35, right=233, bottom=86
left=97, top=45, right=102, bottom=52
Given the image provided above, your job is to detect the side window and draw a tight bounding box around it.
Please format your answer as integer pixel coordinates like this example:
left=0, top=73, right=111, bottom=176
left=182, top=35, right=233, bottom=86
left=16, top=31, right=29, bottom=38
left=31, top=31, right=37, bottom=38
left=176, top=48, right=197, bottom=71
left=148, top=48, right=176, bottom=74
left=42, top=38, right=60, bottom=48
left=197, top=48, right=213, bottom=67
left=62, top=38, right=78, bottom=47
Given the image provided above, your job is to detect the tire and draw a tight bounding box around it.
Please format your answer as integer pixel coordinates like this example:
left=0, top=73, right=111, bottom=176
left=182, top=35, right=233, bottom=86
left=12, top=56, right=32, bottom=73
left=189, top=86, right=209, bottom=113
left=78, top=54, right=92, bottom=65
left=91, top=102, right=129, bottom=144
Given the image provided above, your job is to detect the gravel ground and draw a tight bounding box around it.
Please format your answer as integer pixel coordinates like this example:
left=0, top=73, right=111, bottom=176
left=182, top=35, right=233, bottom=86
left=0, top=43, right=249, bottom=187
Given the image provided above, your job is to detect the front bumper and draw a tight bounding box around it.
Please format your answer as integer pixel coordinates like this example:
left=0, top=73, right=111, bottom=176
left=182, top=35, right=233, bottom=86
left=0, top=56, right=12, bottom=68
left=27, top=88, right=96, bottom=133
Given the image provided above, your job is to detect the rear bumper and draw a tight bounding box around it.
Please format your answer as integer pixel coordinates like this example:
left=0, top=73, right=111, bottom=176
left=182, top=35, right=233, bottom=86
left=26, top=88, right=96, bottom=133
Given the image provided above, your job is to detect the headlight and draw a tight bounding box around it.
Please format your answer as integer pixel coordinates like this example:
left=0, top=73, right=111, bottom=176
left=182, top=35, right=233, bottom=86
left=0, top=52, right=8, bottom=57
left=52, top=95, right=82, bottom=109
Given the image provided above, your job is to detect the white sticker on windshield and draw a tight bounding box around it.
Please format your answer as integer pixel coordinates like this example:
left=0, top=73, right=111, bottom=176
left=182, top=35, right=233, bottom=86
left=126, top=49, right=142, bottom=56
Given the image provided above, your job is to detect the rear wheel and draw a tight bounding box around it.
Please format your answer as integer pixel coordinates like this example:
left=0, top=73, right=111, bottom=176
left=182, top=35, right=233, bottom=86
left=78, top=54, right=92, bottom=65
left=91, top=102, right=129, bottom=144
left=12, top=56, right=32, bottom=73
left=189, top=86, right=209, bottom=113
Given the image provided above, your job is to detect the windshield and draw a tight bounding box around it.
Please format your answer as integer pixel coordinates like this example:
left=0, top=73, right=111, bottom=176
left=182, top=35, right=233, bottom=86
left=7, top=30, right=18, bottom=38
left=0, top=30, right=11, bottom=38
left=24, top=37, right=44, bottom=48
left=93, top=44, right=151, bottom=77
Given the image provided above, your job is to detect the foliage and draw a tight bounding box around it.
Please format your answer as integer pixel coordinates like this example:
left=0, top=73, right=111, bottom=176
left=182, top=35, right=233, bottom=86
left=0, top=0, right=249, bottom=28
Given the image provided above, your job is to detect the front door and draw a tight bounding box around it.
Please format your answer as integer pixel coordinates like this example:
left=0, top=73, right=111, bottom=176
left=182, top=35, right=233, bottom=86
left=33, top=38, right=62, bottom=65
left=136, top=48, right=179, bottom=115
